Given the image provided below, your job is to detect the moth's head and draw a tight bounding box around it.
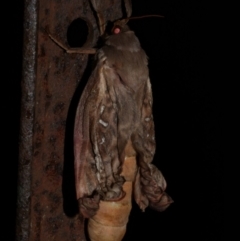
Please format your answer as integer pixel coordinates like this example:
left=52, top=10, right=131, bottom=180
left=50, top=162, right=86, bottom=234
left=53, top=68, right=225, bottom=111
left=102, top=18, right=139, bottom=51
left=104, top=19, right=130, bottom=37
left=111, top=19, right=130, bottom=35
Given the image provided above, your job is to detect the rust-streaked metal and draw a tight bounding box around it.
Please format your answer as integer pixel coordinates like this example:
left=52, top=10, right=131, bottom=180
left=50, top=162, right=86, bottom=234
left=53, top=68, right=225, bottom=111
left=17, top=0, right=123, bottom=240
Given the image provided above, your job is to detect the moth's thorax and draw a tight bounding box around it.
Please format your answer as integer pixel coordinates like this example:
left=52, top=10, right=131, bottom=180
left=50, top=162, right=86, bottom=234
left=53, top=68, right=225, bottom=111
left=100, top=30, right=149, bottom=88
left=105, top=31, right=141, bottom=52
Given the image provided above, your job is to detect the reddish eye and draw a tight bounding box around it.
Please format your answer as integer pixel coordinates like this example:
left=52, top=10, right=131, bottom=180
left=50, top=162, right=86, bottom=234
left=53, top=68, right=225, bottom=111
left=113, top=27, right=121, bottom=34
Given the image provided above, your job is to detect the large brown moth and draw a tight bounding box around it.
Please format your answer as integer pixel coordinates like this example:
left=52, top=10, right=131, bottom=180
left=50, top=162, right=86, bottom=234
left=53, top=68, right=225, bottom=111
left=73, top=6, right=173, bottom=221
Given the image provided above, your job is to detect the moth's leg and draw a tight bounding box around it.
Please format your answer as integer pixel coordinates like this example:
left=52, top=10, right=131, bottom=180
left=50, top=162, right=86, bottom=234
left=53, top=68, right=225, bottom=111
left=96, top=12, right=106, bottom=35
left=89, top=1, right=106, bottom=35
left=49, top=34, right=96, bottom=54
left=123, top=0, right=132, bottom=18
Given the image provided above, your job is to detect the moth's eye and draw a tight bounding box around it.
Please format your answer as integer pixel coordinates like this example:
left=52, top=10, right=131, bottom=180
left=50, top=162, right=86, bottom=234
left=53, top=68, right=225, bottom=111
left=112, top=26, right=121, bottom=35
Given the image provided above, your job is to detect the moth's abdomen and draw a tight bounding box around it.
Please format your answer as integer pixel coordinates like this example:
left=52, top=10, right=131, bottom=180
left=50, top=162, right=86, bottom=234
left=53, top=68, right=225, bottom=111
left=88, top=144, right=137, bottom=241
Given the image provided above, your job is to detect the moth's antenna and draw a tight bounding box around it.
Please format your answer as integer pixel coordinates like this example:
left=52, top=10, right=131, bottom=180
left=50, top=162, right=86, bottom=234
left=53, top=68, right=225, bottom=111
left=127, top=14, right=164, bottom=21
left=93, top=14, right=165, bottom=34
left=121, top=14, right=164, bottom=25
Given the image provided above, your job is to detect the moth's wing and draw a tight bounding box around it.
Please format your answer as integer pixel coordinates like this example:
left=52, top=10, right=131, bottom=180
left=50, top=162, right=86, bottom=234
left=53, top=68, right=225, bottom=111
left=74, top=60, right=101, bottom=218
left=132, top=78, right=173, bottom=212
left=74, top=53, right=124, bottom=218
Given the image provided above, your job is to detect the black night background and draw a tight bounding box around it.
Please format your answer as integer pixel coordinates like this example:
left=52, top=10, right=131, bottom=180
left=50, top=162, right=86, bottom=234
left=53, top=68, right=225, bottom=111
left=2, top=0, right=222, bottom=240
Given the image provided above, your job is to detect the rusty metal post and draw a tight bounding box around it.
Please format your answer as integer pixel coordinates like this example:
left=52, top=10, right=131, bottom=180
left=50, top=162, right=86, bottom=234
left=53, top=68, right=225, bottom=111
left=16, top=0, right=123, bottom=240
left=16, top=0, right=37, bottom=240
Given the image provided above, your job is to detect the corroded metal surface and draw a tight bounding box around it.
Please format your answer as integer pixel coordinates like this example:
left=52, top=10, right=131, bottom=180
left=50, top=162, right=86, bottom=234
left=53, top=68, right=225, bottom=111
left=17, top=0, right=123, bottom=240
left=16, top=0, right=37, bottom=240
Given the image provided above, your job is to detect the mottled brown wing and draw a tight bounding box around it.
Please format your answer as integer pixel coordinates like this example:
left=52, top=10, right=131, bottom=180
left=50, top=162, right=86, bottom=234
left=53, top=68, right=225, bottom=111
left=132, top=78, right=173, bottom=212
left=74, top=53, right=125, bottom=218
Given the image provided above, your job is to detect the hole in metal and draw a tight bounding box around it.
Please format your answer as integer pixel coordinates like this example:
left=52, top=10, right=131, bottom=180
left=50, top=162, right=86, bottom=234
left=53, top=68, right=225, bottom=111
left=67, top=18, right=89, bottom=47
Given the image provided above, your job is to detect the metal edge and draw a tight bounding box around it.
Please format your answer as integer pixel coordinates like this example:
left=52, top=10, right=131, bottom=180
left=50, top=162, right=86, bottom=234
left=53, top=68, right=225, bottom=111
left=16, top=0, right=38, bottom=240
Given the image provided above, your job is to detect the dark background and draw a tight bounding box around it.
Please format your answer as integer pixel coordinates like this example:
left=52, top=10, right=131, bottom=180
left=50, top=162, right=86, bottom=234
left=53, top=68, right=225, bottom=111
left=3, top=0, right=222, bottom=240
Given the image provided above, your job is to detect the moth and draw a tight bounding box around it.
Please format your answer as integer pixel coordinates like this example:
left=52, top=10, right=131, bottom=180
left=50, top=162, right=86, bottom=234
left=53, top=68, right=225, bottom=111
left=73, top=18, right=173, bottom=219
